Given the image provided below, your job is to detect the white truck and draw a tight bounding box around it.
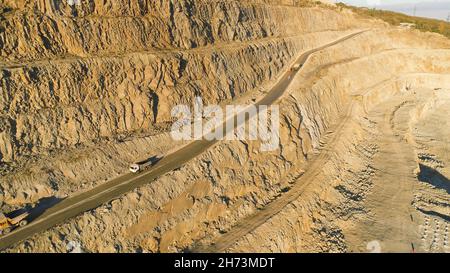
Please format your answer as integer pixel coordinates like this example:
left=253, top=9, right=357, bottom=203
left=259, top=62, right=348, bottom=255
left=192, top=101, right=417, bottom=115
left=129, top=155, right=162, bottom=173
left=291, top=63, right=302, bottom=71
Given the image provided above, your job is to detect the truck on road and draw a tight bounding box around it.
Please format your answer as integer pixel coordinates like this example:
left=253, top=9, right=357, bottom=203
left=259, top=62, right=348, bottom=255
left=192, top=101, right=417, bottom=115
left=129, top=155, right=162, bottom=173
left=0, top=211, right=29, bottom=235
left=291, top=63, right=302, bottom=71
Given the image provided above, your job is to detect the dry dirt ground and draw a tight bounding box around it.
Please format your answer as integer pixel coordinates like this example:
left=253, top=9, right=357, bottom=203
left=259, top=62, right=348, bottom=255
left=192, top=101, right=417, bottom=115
left=0, top=1, right=449, bottom=253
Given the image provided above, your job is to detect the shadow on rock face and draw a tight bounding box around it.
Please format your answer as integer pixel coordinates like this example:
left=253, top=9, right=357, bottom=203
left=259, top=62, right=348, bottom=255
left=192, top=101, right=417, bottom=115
left=417, top=163, right=450, bottom=194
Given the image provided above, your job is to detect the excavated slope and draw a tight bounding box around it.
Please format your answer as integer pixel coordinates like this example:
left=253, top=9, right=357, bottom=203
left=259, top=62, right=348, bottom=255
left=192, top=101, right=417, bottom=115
left=0, top=0, right=364, bottom=207
left=0, top=1, right=449, bottom=253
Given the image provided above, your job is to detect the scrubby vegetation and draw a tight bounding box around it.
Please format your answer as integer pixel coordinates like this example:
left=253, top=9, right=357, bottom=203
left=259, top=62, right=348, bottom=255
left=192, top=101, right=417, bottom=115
left=337, top=3, right=450, bottom=38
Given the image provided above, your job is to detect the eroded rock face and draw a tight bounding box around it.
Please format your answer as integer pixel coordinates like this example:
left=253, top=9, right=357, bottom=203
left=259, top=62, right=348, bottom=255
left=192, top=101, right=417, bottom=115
left=0, top=0, right=362, bottom=207
left=2, top=1, right=449, bottom=253
left=1, top=0, right=354, bottom=63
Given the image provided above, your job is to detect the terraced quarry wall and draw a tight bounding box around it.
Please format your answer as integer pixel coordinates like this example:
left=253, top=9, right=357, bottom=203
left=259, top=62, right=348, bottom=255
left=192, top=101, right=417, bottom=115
left=0, top=1, right=363, bottom=207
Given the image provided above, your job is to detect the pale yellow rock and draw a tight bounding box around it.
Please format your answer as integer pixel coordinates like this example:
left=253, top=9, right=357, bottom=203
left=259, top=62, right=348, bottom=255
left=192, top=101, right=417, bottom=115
left=1, top=0, right=449, bottom=254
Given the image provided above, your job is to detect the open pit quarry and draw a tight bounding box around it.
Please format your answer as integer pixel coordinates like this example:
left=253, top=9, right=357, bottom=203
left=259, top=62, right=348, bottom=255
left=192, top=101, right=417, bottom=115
left=0, top=0, right=449, bottom=253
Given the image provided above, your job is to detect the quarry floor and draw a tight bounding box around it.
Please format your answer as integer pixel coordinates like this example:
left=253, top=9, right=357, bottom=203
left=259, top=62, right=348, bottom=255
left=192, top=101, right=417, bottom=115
left=346, top=86, right=450, bottom=253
